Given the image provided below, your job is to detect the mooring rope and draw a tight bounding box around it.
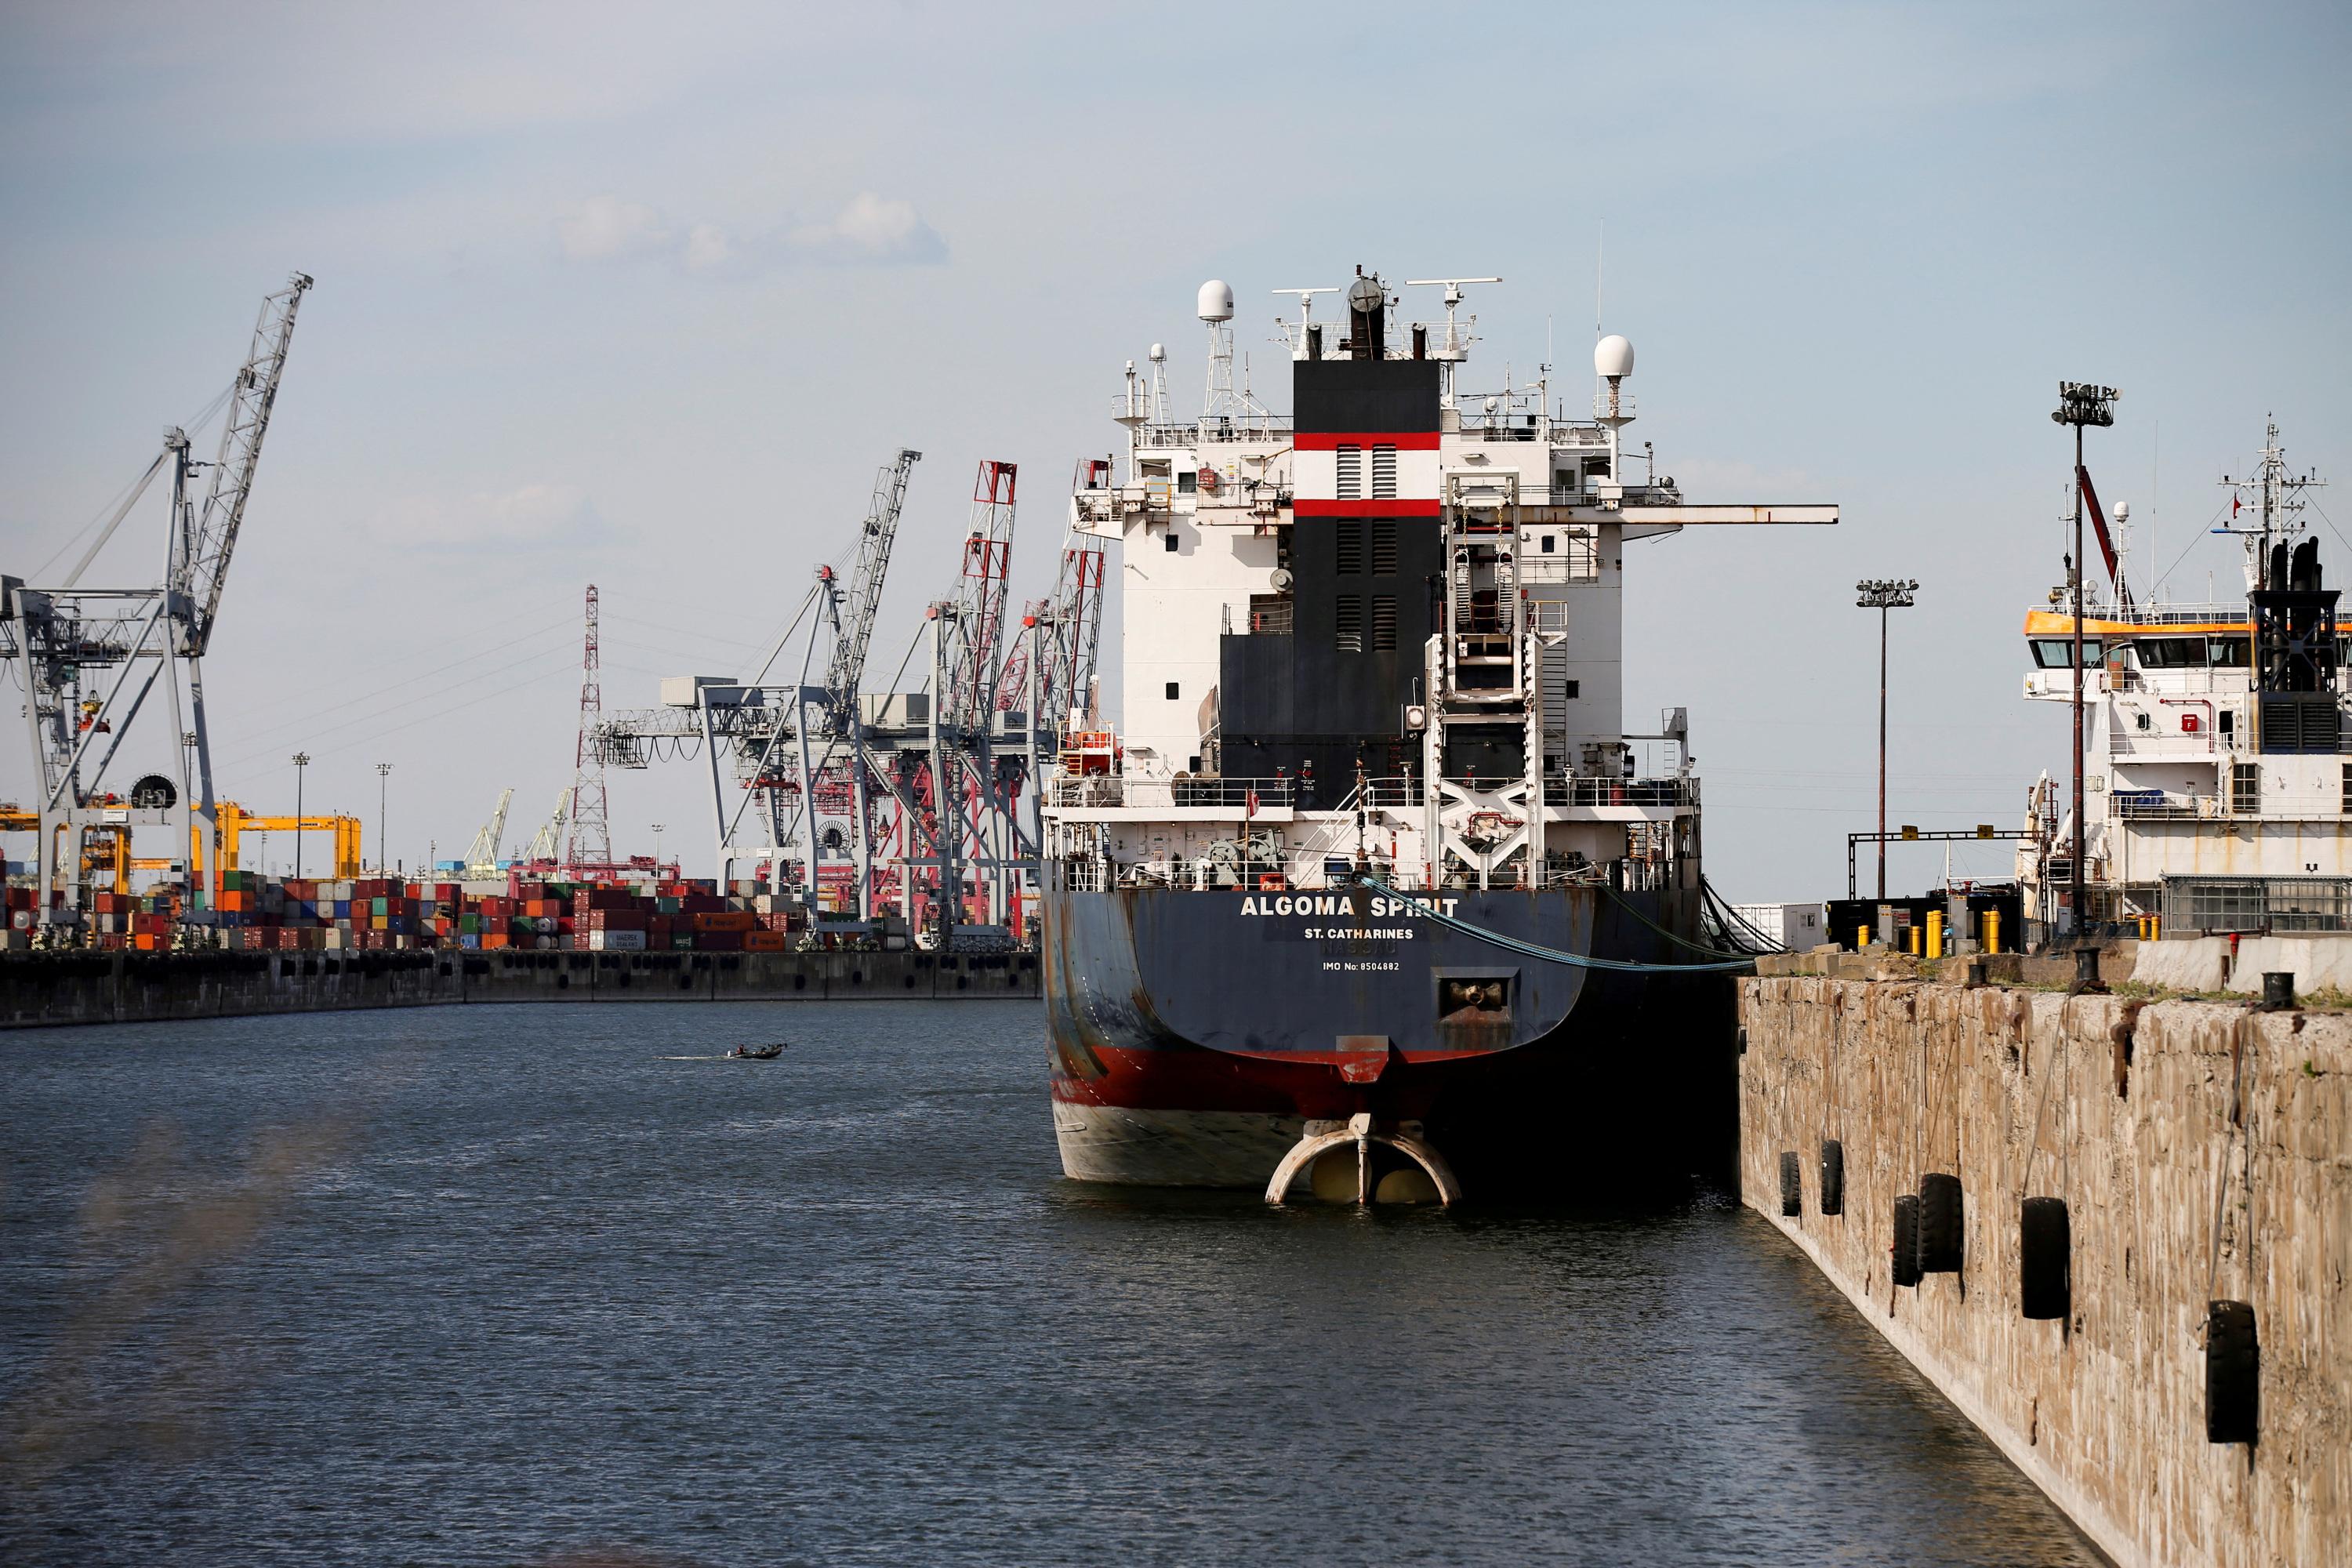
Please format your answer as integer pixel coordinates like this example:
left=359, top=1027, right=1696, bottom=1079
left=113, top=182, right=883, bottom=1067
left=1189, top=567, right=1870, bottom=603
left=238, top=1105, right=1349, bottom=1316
left=1346, top=874, right=1757, bottom=974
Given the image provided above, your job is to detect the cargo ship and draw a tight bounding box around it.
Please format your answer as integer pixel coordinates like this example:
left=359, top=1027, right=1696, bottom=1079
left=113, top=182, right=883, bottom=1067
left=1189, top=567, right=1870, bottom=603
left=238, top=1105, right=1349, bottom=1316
left=1039, top=269, right=1836, bottom=1200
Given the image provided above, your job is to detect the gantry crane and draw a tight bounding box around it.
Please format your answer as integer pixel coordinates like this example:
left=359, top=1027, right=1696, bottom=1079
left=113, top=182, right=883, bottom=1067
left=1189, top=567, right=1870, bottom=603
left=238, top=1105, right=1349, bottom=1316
left=2, top=272, right=312, bottom=926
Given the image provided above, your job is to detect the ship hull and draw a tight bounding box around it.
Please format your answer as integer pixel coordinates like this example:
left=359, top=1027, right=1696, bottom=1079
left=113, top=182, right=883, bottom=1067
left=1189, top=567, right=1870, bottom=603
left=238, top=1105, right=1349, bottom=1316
left=1040, top=880, right=1737, bottom=1196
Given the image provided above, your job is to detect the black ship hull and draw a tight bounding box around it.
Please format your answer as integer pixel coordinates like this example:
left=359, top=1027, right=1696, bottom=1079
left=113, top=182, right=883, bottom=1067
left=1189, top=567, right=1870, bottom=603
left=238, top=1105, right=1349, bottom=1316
left=1040, top=879, right=1737, bottom=1197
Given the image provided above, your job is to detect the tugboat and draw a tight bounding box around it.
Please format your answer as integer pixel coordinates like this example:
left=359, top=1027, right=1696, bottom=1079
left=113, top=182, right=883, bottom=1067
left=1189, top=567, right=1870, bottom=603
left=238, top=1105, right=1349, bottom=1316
left=1037, top=267, right=1838, bottom=1200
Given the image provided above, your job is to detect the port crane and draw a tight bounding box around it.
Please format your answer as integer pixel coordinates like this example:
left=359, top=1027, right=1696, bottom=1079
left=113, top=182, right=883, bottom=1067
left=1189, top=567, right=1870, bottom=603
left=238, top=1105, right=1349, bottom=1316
left=590, top=449, right=926, bottom=913
left=462, top=788, right=515, bottom=879
left=2, top=272, right=313, bottom=926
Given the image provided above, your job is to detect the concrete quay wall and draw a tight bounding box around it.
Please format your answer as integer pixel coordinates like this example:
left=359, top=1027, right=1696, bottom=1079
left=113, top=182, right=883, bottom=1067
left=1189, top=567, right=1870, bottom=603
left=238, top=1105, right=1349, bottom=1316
left=1739, top=975, right=2347, bottom=1568
left=0, top=948, right=1039, bottom=1029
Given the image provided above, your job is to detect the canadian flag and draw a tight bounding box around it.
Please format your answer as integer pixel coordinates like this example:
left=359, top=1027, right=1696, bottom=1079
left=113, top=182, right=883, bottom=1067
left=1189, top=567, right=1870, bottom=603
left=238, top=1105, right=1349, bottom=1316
left=1245, top=788, right=1259, bottom=818
left=2234, top=495, right=2242, bottom=517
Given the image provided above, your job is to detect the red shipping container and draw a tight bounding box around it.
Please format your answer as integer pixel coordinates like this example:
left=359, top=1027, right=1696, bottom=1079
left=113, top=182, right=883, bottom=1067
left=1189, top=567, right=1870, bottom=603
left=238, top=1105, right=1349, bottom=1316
left=695, top=930, right=743, bottom=951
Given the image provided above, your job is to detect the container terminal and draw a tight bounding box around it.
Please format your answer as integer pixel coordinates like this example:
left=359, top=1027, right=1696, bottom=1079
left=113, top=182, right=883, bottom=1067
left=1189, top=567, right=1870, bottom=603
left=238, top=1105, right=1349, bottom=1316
left=2, top=273, right=1088, bottom=967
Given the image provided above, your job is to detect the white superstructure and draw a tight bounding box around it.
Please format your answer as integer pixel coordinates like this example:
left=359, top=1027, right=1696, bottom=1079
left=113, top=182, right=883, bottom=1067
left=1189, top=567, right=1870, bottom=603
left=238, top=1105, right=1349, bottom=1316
left=1044, top=270, right=1835, bottom=896
left=2017, top=422, right=2347, bottom=934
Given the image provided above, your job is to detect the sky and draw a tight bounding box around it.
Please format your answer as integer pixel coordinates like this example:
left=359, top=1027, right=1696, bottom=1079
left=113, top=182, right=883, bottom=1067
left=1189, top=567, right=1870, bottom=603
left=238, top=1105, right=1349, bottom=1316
left=3, top=0, right=2347, bottom=900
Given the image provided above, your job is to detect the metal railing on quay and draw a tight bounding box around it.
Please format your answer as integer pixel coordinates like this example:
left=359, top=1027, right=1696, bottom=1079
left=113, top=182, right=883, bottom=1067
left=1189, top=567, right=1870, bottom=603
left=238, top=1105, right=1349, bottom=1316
left=2161, top=873, right=2352, bottom=935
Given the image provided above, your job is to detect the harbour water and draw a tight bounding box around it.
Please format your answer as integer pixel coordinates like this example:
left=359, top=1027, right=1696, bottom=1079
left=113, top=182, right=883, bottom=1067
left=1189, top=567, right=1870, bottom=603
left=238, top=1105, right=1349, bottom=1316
left=2, top=1000, right=2098, bottom=1566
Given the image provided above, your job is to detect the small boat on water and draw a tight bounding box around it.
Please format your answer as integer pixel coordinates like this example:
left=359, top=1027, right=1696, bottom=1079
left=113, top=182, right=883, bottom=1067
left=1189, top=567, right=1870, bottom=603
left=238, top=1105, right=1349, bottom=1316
left=728, top=1044, right=786, bottom=1060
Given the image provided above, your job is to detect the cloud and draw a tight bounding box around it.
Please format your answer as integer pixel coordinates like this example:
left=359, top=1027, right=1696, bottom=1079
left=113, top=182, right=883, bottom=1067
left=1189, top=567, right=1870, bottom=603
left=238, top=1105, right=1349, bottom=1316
left=785, top=192, right=947, bottom=265
left=557, top=195, right=671, bottom=261
left=683, top=223, right=735, bottom=273
left=677, top=193, right=948, bottom=276
left=370, top=483, right=613, bottom=550
left=563, top=191, right=945, bottom=276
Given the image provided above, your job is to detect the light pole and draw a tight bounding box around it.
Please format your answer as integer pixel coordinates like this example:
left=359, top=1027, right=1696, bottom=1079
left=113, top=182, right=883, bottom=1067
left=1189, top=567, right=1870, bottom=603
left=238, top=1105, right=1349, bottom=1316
left=1857, top=579, right=1918, bottom=902
left=652, top=822, right=665, bottom=872
left=292, top=753, right=310, bottom=880
left=376, top=762, right=393, bottom=877
left=2053, top=383, right=2118, bottom=945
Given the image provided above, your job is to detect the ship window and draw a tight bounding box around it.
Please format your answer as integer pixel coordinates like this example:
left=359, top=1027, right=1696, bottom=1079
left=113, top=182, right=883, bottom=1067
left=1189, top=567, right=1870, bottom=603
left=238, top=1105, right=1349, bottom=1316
left=2220, top=710, right=2235, bottom=737
left=1583, top=455, right=1610, bottom=479
left=1372, top=595, right=1397, bottom=652
left=1336, top=521, right=1363, bottom=575
left=2342, top=763, right=2351, bottom=814
left=2208, top=637, right=2251, bottom=668
left=1563, top=680, right=1581, bottom=699
left=1164, top=530, right=1180, bottom=552
left=2231, top=762, right=2260, bottom=814
left=1335, top=595, right=1363, bottom=653
left=1177, top=470, right=1197, bottom=494
left=1372, top=444, right=1397, bottom=499
left=2031, top=638, right=2105, bottom=668
left=1372, top=521, right=1397, bottom=575
left=1336, top=444, right=1362, bottom=499
left=2135, top=637, right=2205, bottom=668
left=1541, top=534, right=1557, bottom=554
left=2136, top=712, right=2151, bottom=730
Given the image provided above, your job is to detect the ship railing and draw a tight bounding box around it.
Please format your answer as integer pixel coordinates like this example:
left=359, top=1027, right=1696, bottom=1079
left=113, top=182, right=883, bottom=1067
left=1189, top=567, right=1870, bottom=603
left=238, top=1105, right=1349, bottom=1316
left=1541, top=777, right=1697, bottom=808
left=1128, top=416, right=1294, bottom=448
left=2112, top=792, right=2218, bottom=819
left=1047, top=775, right=1300, bottom=809
left=1058, top=856, right=1109, bottom=893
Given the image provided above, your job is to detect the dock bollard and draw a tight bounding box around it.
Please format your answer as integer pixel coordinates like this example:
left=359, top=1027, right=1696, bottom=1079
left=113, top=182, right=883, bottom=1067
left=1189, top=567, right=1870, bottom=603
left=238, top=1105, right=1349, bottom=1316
left=2070, top=945, right=2107, bottom=995
left=2260, top=971, right=2294, bottom=1011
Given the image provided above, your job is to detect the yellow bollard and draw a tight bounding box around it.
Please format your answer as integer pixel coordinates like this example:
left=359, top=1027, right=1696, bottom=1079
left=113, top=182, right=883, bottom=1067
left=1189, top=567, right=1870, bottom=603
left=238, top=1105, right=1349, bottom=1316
left=2151, top=914, right=2160, bottom=942
left=1927, top=909, right=1944, bottom=959
left=1908, top=924, right=1922, bottom=956
left=1984, top=909, right=2001, bottom=954
left=1858, top=924, right=1871, bottom=951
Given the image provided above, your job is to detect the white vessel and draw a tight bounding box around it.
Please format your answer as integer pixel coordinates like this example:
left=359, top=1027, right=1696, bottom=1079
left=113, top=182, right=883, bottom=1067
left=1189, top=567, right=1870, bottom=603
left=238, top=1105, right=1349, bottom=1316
left=2017, top=421, right=2344, bottom=937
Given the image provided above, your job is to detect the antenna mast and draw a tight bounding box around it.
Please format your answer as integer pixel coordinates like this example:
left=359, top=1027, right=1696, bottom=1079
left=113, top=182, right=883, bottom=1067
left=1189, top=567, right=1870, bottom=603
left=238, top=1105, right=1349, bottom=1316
left=566, top=584, right=613, bottom=874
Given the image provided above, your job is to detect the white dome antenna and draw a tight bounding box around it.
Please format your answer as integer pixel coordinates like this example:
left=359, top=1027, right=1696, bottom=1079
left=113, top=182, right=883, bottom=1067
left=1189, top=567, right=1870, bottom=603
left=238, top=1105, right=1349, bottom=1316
left=1197, top=280, right=1245, bottom=419
left=1593, top=333, right=1637, bottom=491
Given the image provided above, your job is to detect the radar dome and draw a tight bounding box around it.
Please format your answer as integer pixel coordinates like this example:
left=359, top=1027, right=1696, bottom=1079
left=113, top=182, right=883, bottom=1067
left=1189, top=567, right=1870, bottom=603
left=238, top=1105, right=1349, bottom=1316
left=1149, top=343, right=1166, bottom=361
left=1594, top=334, right=1635, bottom=379
left=1196, top=280, right=1235, bottom=322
